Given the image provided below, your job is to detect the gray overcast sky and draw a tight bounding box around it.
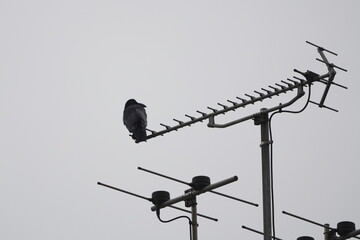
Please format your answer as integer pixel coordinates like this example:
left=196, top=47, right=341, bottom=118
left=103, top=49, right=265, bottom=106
left=1, top=1, right=359, bottom=240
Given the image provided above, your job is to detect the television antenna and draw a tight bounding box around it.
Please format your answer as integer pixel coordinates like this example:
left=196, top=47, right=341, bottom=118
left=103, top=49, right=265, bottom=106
left=131, top=41, right=347, bottom=240
left=98, top=167, right=258, bottom=240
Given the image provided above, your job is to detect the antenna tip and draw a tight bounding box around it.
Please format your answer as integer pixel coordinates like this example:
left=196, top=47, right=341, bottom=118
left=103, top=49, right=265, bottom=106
left=97, top=182, right=102, bottom=185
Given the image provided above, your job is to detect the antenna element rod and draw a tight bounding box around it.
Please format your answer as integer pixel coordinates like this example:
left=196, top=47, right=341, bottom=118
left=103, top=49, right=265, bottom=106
left=242, top=225, right=283, bottom=240
left=138, top=167, right=189, bottom=185
left=97, top=182, right=151, bottom=201
left=282, top=211, right=335, bottom=230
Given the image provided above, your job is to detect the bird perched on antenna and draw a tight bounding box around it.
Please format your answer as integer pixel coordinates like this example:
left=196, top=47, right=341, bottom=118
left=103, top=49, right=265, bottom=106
left=123, top=99, right=147, bottom=143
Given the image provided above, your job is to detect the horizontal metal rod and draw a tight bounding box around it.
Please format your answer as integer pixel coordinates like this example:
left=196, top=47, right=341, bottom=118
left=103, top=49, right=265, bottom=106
left=309, top=100, right=339, bottom=112
left=207, top=106, right=218, bottom=112
left=227, top=99, right=237, bottom=105
left=287, top=78, right=300, bottom=84
left=261, top=88, right=273, bottom=95
left=218, top=103, right=228, bottom=108
left=306, top=41, right=338, bottom=56
left=236, top=96, right=247, bottom=102
left=197, top=110, right=207, bottom=116
left=254, top=90, right=265, bottom=96
left=275, top=83, right=286, bottom=89
left=242, top=225, right=283, bottom=240
left=282, top=210, right=335, bottom=230
left=173, top=119, right=184, bottom=124
left=138, top=166, right=190, bottom=185
left=209, top=190, right=258, bottom=207
left=169, top=205, right=218, bottom=222
left=318, top=79, right=348, bottom=89
left=281, top=80, right=294, bottom=88
left=293, top=76, right=306, bottom=83
left=185, top=114, right=196, bottom=120
left=97, top=182, right=151, bottom=201
left=245, top=93, right=256, bottom=99
left=160, top=123, right=171, bottom=129
left=268, top=86, right=280, bottom=92
left=146, top=128, right=157, bottom=135
left=151, top=176, right=238, bottom=211
left=316, top=58, right=348, bottom=72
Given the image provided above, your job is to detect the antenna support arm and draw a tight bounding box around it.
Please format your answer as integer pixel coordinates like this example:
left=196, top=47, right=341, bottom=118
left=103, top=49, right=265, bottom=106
left=208, top=85, right=305, bottom=128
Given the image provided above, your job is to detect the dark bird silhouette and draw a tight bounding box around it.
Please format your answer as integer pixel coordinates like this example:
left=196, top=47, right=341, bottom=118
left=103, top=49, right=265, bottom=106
left=123, top=99, right=147, bottom=142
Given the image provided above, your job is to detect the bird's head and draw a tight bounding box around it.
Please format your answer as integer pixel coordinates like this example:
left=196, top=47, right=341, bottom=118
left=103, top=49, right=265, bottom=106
left=124, top=99, right=138, bottom=108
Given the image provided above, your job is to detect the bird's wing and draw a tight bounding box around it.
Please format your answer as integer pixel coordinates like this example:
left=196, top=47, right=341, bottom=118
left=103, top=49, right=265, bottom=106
left=123, top=104, right=147, bottom=131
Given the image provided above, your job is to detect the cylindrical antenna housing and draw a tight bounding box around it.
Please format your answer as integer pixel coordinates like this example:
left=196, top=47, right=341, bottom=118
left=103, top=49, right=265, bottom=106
left=152, top=191, right=170, bottom=207
left=337, top=221, right=356, bottom=237
left=191, top=176, right=211, bottom=190
left=297, top=236, right=314, bottom=240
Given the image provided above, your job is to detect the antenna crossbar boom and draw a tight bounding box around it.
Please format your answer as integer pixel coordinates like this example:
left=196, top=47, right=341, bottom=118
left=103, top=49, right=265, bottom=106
left=145, top=79, right=309, bottom=141
left=151, top=176, right=238, bottom=211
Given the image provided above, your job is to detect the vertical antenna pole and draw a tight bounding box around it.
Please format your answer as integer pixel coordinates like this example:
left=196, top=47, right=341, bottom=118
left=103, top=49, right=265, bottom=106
left=324, top=224, right=330, bottom=240
left=191, top=199, right=198, bottom=240
left=255, top=108, right=272, bottom=240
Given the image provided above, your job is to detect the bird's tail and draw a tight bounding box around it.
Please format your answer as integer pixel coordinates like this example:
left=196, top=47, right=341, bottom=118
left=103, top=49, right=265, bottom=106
left=133, top=124, right=147, bottom=142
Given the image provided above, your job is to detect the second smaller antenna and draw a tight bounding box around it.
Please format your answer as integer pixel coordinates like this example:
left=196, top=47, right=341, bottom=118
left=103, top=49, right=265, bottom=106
left=138, top=166, right=258, bottom=207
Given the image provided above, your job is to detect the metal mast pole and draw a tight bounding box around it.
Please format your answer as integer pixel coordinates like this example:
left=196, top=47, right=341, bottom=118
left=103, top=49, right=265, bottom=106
left=191, top=199, right=198, bottom=240
left=324, top=224, right=331, bottom=240
left=255, top=108, right=272, bottom=240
